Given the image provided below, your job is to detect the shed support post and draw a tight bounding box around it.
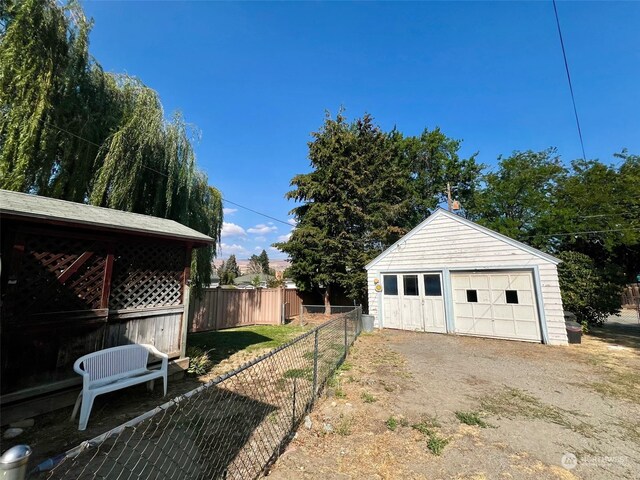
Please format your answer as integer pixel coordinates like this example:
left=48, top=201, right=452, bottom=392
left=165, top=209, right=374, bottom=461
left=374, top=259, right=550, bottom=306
left=181, top=287, right=191, bottom=359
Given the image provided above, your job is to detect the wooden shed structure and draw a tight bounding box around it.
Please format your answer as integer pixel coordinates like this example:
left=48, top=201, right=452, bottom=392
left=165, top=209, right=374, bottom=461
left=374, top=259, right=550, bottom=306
left=366, top=209, right=568, bottom=345
left=0, top=189, right=213, bottom=422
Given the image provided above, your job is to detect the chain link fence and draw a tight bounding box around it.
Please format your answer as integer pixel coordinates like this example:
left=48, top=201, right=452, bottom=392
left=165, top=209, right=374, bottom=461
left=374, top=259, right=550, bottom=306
left=299, top=304, right=360, bottom=326
left=607, top=305, right=640, bottom=325
left=32, top=308, right=361, bottom=480
left=615, top=283, right=640, bottom=325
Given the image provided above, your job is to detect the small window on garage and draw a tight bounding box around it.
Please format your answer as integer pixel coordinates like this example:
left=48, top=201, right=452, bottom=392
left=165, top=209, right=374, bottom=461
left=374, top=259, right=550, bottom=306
left=466, top=290, right=478, bottom=302
left=505, top=290, right=519, bottom=304
left=383, top=275, right=398, bottom=295
left=403, top=275, right=419, bottom=296
left=423, top=274, right=442, bottom=296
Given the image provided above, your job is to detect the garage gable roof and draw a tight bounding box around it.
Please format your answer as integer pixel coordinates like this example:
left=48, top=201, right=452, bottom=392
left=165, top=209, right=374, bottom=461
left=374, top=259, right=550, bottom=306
left=365, top=208, right=561, bottom=269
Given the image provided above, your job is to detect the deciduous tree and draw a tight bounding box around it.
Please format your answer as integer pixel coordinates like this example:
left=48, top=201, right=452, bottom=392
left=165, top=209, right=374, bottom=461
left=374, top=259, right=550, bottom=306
left=0, top=0, right=223, bottom=293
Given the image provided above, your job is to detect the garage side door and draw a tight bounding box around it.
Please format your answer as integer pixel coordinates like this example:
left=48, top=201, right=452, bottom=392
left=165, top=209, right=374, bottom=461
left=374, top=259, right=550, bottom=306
left=451, top=272, right=541, bottom=342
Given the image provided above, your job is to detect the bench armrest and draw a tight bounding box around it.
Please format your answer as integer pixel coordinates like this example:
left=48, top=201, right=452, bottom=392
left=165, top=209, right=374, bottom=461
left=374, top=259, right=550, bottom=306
left=73, top=357, right=90, bottom=386
left=142, top=344, right=168, bottom=371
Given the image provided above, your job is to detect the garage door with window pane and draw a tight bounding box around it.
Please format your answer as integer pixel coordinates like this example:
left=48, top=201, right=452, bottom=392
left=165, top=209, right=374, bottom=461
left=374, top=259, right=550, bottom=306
left=451, top=272, right=541, bottom=342
left=382, top=273, right=446, bottom=332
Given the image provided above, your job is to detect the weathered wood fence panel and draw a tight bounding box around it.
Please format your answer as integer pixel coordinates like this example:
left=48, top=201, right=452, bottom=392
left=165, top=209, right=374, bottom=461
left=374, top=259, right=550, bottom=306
left=190, top=288, right=302, bottom=332
left=283, top=288, right=303, bottom=320
left=105, top=306, right=185, bottom=358
left=622, top=283, right=640, bottom=308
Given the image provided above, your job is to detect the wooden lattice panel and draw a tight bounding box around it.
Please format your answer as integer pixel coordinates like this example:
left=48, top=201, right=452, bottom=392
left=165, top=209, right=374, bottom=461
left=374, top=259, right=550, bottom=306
left=109, top=243, right=183, bottom=310
left=11, top=235, right=106, bottom=319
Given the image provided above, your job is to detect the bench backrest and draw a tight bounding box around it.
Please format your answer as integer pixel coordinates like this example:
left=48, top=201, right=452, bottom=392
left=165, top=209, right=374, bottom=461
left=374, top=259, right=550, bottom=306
left=78, top=345, right=150, bottom=382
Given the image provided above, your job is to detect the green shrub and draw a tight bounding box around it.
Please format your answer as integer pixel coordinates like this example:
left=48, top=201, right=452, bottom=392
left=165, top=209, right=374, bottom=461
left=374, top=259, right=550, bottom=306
left=361, top=392, right=377, bottom=403
left=455, top=411, right=488, bottom=428
left=336, top=416, right=353, bottom=436
left=186, top=347, right=214, bottom=375
left=557, top=251, right=623, bottom=325
left=386, top=416, right=398, bottom=431
left=426, top=434, right=449, bottom=455
left=412, top=416, right=448, bottom=455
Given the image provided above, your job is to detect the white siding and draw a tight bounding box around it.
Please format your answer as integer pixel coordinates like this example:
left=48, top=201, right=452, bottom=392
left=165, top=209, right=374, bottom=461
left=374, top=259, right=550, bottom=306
left=366, top=213, right=567, bottom=345
left=367, top=269, right=382, bottom=328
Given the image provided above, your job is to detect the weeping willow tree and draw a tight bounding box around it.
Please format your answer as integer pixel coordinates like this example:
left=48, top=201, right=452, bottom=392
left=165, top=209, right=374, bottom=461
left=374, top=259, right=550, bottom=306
left=0, top=0, right=222, bottom=291
left=89, top=82, right=223, bottom=292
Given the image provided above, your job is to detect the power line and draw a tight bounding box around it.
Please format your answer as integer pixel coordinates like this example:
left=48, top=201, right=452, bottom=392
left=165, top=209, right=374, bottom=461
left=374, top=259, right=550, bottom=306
left=222, top=199, right=292, bottom=227
left=529, top=227, right=640, bottom=238
left=552, top=0, right=587, bottom=161
left=37, top=117, right=295, bottom=226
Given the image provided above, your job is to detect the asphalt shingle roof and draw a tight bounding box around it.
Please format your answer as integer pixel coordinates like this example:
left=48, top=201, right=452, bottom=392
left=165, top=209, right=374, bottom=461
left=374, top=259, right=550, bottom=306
left=0, top=189, right=213, bottom=245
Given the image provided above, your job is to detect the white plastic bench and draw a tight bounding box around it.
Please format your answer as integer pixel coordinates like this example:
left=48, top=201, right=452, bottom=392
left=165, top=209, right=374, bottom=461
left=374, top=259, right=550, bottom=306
left=71, top=344, right=168, bottom=431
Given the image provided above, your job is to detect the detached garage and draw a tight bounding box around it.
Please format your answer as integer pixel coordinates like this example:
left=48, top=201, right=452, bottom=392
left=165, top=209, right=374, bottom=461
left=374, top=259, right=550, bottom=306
left=366, top=209, right=568, bottom=345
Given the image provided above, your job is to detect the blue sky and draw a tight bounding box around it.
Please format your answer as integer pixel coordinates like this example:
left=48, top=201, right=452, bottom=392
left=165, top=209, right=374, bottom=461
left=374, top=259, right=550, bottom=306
left=82, top=1, right=640, bottom=260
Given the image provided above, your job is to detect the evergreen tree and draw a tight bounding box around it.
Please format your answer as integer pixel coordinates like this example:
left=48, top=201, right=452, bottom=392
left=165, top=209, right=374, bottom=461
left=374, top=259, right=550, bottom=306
left=275, top=111, right=480, bottom=309
left=257, top=249, right=270, bottom=274
left=226, top=254, right=241, bottom=277
left=276, top=112, right=407, bottom=309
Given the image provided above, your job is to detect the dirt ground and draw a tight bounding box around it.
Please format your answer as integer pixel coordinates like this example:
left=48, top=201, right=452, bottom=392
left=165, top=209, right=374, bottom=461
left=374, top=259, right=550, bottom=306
left=6, top=324, right=309, bottom=469
left=268, top=325, right=640, bottom=480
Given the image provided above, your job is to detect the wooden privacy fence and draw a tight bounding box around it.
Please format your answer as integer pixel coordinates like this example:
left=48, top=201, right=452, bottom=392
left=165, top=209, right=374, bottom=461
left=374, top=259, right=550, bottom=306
left=189, top=288, right=304, bottom=332
left=622, top=283, right=640, bottom=308
left=284, top=287, right=304, bottom=319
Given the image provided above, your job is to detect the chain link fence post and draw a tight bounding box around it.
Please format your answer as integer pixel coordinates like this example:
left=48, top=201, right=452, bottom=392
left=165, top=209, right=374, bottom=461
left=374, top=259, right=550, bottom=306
left=0, top=445, right=32, bottom=480
left=312, top=328, right=319, bottom=397
left=344, top=315, right=348, bottom=359
left=291, top=377, right=298, bottom=430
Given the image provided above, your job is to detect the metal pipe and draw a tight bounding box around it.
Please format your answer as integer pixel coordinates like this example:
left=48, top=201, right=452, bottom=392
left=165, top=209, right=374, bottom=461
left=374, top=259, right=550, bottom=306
left=0, top=445, right=32, bottom=480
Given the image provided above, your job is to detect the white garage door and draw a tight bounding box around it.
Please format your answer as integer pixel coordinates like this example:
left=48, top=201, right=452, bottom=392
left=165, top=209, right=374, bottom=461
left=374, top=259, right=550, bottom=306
left=451, top=271, right=541, bottom=342
left=382, top=273, right=446, bottom=333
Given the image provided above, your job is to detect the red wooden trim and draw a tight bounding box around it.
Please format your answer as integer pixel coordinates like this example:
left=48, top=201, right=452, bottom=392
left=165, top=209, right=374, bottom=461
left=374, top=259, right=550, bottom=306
left=101, top=248, right=115, bottom=309
left=57, top=250, right=94, bottom=284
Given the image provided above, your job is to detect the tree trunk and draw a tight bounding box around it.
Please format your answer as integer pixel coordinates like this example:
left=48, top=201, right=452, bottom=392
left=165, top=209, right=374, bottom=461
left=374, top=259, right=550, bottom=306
left=324, top=284, right=331, bottom=315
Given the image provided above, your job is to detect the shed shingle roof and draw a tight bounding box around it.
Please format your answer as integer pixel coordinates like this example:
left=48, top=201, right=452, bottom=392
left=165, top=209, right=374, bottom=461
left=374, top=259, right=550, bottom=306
left=0, top=189, right=214, bottom=245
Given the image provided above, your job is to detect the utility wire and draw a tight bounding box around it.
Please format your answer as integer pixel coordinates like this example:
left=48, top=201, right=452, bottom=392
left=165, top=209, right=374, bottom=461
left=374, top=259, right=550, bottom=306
left=37, top=117, right=295, bottom=226
left=37, top=118, right=638, bottom=237
left=552, top=0, right=587, bottom=161
left=528, top=227, right=640, bottom=238
left=222, top=199, right=292, bottom=227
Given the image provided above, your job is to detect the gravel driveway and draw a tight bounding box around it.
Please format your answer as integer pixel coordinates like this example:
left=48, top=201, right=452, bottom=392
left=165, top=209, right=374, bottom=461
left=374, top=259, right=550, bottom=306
left=269, top=324, right=640, bottom=479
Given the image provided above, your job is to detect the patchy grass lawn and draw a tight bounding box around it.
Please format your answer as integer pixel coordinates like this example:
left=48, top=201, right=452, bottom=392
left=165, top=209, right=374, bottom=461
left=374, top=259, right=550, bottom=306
left=187, top=323, right=310, bottom=376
